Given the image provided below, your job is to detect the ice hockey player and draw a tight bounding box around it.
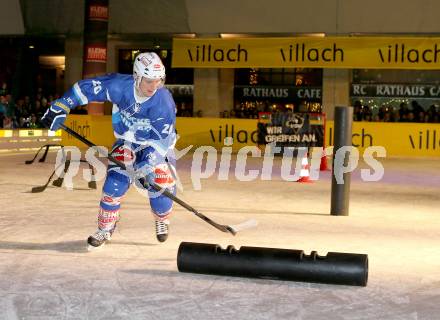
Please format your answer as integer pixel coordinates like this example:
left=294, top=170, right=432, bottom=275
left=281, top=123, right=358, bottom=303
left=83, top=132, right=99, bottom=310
left=41, top=52, right=177, bottom=249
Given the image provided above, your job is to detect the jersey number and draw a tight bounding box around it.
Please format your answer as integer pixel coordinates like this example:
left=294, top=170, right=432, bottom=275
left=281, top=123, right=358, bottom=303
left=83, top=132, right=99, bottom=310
left=92, top=80, right=102, bottom=94
left=162, top=124, right=173, bottom=135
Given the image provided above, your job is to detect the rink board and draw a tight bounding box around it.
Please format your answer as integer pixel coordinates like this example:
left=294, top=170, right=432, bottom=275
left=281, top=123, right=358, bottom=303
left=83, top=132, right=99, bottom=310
left=52, top=115, right=440, bottom=157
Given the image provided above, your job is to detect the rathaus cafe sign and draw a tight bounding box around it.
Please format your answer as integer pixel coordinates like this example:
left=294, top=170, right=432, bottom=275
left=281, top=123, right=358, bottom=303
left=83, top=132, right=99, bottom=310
left=351, top=84, right=440, bottom=98
left=234, top=86, right=322, bottom=101
left=172, top=36, right=440, bottom=70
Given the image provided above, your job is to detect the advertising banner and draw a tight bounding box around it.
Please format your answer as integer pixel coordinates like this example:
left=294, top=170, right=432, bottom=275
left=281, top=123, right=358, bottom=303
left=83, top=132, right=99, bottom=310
left=257, top=112, right=325, bottom=149
left=173, top=37, right=440, bottom=70
left=326, top=121, right=440, bottom=157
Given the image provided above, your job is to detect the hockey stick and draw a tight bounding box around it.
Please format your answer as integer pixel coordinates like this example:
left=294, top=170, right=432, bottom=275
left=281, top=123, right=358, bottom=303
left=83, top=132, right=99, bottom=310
left=31, top=162, right=64, bottom=193
left=25, top=145, right=46, bottom=164
left=87, top=161, right=98, bottom=189
left=52, top=159, right=71, bottom=187
left=51, top=160, right=95, bottom=188
left=52, top=159, right=70, bottom=187
left=39, top=144, right=51, bottom=163
left=25, top=144, right=64, bottom=164
left=59, top=124, right=257, bottom=235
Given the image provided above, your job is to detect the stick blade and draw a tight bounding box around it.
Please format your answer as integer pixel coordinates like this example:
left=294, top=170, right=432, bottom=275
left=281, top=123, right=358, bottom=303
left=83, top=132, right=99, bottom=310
left=31, top=185, right=47, bottom=193
left=52, top=178, right=63, bottom=187
left=25, top=160, right=34, bottom=165
left=88, top=181, right=97, bottom=189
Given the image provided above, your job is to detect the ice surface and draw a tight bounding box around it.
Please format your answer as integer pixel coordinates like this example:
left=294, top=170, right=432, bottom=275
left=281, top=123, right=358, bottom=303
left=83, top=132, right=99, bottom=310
left=0, top=150, right=439, bottom=319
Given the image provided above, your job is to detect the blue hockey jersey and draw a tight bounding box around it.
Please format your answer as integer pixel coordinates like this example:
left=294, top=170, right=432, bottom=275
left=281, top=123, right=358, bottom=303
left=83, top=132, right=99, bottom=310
left=63, top=73, right=176, bottom=156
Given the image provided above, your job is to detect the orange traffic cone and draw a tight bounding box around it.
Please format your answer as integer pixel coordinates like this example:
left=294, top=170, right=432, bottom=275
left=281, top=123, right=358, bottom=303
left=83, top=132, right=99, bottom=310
left=320, top=147, right=330, bottom=171
left=297, top=153, right=312, bottom=183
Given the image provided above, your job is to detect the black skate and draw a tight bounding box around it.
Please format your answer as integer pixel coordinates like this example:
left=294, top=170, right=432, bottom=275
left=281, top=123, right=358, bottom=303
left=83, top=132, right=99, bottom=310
left=155, top=219, right=169, bottom=243
left=87, top=228, right=114, bottom=250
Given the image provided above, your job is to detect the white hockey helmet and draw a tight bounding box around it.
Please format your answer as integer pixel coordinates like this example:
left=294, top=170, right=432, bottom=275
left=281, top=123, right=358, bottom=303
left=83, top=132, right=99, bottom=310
left=133, top=52, right=166, bottom=88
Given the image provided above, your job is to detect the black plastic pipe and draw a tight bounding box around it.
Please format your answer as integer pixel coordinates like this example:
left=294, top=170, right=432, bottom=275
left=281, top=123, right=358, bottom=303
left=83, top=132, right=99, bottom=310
left=331, top=106, right=354, bottom=216
left=177, top=242, right=368, bottom=286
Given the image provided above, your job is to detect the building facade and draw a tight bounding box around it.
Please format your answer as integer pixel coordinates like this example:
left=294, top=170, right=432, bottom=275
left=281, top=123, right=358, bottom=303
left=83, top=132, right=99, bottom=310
left=3, top=0, right=440, bottom=119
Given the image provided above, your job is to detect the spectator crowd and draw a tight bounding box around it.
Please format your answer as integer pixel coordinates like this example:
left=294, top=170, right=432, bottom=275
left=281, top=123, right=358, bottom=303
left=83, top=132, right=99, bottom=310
left=353, top=100, right=440, bottom=123
left=0, top=82, right=88, bottom=129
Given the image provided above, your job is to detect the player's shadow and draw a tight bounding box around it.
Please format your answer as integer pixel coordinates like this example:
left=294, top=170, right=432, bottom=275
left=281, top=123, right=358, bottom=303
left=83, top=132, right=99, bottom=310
left=0, top=183, right=37, bottom=188
left=0, top=240, right=156, bottom=253
left=0, top=240, right=88, bottom=253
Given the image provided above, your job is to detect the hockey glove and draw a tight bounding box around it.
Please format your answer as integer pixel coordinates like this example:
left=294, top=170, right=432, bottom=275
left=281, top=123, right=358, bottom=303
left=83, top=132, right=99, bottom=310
left=142, top=163, right=175, bottom=190
left=41, top=99, right=71, bottom=131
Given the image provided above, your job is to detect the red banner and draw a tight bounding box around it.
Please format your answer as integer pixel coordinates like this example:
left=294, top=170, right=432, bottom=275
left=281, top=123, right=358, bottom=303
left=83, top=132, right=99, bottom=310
left=85, top=45, right=107, bottom=63
left=88, top=5, right=108, bottom=21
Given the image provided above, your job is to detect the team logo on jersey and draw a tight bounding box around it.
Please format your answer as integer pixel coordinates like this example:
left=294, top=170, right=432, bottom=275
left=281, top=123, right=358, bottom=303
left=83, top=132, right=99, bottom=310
left=134, top=103, right=141, bottom=112
left=120, top=110, right=152, bottom=131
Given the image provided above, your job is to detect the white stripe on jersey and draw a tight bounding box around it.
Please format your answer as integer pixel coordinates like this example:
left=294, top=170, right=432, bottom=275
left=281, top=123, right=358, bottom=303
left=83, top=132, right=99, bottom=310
left=73, top=82, right=89, bottom=105
left=106, top=89, right=112, bottom=103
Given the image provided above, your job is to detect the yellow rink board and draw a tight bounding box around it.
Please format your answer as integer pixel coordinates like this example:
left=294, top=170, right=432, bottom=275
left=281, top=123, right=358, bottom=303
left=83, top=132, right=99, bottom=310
left=59, top=115, right=440, bottom=157
left=328, top=121, right=440, bottom=157
left=61, top=115, right=259, bottom=152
